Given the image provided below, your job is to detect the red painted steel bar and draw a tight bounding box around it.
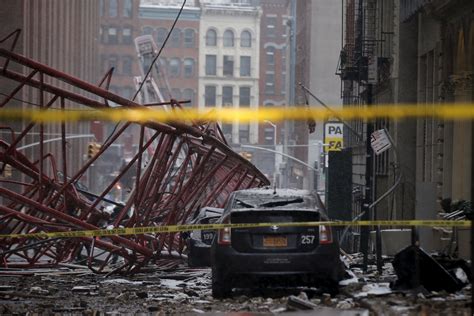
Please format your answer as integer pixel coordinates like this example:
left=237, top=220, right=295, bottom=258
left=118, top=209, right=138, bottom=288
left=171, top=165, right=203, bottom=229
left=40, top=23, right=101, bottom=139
left=0, top=34, right=269, bottom=273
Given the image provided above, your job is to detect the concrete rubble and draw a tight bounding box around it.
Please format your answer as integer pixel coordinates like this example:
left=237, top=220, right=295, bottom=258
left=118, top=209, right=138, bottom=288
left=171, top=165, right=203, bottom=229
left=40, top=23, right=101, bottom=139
left=0, top=253, right=470, bottom=314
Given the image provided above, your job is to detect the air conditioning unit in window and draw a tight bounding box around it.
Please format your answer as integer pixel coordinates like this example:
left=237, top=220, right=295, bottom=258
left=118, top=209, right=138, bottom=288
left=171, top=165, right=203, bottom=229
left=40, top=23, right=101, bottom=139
left=224, top=102, right=233, bottom=107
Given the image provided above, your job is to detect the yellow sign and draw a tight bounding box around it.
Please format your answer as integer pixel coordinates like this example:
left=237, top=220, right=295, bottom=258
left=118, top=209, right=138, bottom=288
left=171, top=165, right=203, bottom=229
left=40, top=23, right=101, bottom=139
left=325, top=137, right=343, bottom=152
left=324, top=122, right=344, bottom=152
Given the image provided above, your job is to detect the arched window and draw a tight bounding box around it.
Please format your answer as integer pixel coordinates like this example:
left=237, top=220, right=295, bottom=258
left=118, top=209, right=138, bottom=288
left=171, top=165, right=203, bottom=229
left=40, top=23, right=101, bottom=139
left=143, top=26, right=153, bottom=35
left=168, top=58, right=180, bottom=76
left=223, top=30, right=234, bottom=47
left=171, top=88, right=182, bottom=100
left=206, top=29, right=217, bottom=46
left=170, top=28, right=181, bottom=47
left=184, top=29, right=195, bottom=47
left=183, top=58, right=194, bottom=77
left=241, top=30, right=251, bottom=47
left=156, top=28, right=167, bottom=46
left=183, top=88, right=194, bottom=107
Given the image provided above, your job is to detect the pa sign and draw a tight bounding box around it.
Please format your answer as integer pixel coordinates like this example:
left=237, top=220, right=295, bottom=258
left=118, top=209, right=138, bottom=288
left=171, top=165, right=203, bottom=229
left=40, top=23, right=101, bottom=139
left=324, top=122, right=343, bottom=152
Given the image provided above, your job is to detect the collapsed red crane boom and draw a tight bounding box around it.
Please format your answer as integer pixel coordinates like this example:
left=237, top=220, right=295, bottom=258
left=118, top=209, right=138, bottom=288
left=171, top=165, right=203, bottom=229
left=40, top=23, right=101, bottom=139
left=0, top=30, right=269, bottom=274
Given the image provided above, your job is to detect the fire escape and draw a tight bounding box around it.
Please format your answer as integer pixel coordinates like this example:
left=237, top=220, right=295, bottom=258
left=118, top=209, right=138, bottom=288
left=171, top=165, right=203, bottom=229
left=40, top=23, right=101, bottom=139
left=335, top=0, right=389, bottom=252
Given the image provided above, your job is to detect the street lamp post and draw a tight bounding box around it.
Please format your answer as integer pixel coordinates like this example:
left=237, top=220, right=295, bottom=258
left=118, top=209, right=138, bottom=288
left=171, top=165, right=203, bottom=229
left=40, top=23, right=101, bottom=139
left=264, top=120, right=278, bottom=187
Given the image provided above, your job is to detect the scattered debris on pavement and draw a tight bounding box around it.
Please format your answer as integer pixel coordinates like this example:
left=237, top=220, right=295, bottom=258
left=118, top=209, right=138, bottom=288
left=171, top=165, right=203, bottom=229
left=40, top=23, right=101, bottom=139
left=0, top=253, right=470, bottom=315
left=392, top=245, right=471, bottom=293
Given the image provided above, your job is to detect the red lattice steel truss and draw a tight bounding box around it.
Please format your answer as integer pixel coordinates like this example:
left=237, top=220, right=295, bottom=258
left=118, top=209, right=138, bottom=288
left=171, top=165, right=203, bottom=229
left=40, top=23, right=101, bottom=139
left=0, top=30, right=269, bottom=274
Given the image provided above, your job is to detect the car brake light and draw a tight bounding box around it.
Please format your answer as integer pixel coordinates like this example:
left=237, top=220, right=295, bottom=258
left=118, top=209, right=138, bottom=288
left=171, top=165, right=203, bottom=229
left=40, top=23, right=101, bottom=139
left=319, top=225, right=333, bottom=244
left=217, top=216, right=231, bottom=245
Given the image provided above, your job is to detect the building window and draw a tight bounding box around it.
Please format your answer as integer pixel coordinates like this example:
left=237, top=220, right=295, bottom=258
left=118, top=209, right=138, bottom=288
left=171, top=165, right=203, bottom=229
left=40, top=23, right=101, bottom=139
left=206, top=29, right=217, bottom=46
left=122, top=27, right=132, bottom=44
left=159, top=87, right=169, bottom=100
left=171, top=88, right=181, bottom=100
left=109, top=0, right=118, bottom=17
left=266, top=16, right=277, bottom=37
left=109, top=85, right=120, bottom=95
left=239, top=124, right=249, bottom=144
left=264, top=127, right=275, bottom=145
left=168, top=58, right=180, bottom=76
left=240, top=56, right=251, bottom=77
left=223, top=56, right=234, bottom=77
left=239, top=87, right=251, bottom=106
left=222, top=124, right=233, bottom=141
left=266, top=47, right=275, bottom=66
left=183, top=88, right=194, bottom=106
left=183, top=58, right=194, bottom=77
left=170, top=28, right=180, bottom=47
left=123, top=0, right=133, bottom=17
left=281, top=46, right=287, bottom=67
left=143, top=26, right=153, bottom=35
left=156, top=28, right=167, bottom=46
left=265, top=73, right=275, bottom=94
left=121, top=86, right=134, bottom=100
left=122, top=56, right=133, bottom=75
left=223, top=30, right=234, bottom=47
left=240, top=30, right=251, bottom=47
left=222, top=86, right=233, bottom=106
left=184, top=29, right=195, bottom=48
left=99, top=0, right=104, bottom=16
left=205, top=55, right=216, bottom=76
left=108, top=27, right=118, bottom=44
left=100, top=54, right=108, bottom=73
left=205, top=86, right=216, bottom=107
left=100, top=26, right=107, bottom=43
left=108, top=55, right=119, bottom=71
left=281, top=72, right=286, bottom=95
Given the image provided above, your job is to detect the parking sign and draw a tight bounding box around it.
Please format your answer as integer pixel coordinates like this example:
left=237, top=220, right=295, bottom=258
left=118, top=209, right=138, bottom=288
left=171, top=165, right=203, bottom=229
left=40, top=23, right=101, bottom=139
left=324, top=122, right=343, bottom=152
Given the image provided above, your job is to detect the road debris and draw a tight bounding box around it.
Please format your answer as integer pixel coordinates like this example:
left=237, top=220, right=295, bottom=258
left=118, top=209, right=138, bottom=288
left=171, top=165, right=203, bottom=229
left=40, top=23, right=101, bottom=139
left=392, top=245, right=471, bottom=293
left=0, top=254, right=470, bottom=314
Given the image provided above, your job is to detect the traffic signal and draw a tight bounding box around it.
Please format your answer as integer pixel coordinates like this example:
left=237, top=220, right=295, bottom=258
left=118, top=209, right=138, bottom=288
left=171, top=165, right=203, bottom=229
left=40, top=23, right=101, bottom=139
left=87, top=142, right=101, bottom=159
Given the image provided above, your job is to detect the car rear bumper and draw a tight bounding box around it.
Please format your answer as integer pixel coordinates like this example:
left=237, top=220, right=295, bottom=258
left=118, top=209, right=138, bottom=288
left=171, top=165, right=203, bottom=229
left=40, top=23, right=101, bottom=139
left=211, top=243, right=343, bottom=281
left=188, top=238, right=212, bottom=266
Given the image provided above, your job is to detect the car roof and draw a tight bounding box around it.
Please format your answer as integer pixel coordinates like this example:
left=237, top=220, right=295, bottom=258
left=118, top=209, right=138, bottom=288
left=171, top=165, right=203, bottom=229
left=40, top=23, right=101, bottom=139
left=233, top=188, right=314, bottom=198
left=229, top=188, right=324, bottom=212
left=198, top=206, right=224, bottom=217
left=200, top=206, right=224, bottom=212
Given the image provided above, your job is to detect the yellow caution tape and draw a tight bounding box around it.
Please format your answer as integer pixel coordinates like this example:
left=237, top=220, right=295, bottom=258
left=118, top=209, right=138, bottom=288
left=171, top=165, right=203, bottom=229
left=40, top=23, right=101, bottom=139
left=0, top=220, right=470, bottom=239
left=1, top=104, right=474, bottom=123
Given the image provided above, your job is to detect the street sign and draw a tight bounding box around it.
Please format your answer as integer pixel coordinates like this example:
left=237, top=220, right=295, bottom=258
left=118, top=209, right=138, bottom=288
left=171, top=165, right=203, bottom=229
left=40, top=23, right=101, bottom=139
left=324, top=122, right=343, bottom=152
left=370, top=129, right=392, bottom=155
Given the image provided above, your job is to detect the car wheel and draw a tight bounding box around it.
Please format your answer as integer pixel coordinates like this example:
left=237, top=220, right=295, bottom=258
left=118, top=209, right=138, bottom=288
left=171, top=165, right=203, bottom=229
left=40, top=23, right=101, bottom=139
left=211, top=265, right=232, bottom=298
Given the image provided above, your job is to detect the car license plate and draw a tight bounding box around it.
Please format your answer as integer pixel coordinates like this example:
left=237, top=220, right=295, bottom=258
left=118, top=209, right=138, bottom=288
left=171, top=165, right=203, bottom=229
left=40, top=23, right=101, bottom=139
left=263, top=236, right=287, bottom=247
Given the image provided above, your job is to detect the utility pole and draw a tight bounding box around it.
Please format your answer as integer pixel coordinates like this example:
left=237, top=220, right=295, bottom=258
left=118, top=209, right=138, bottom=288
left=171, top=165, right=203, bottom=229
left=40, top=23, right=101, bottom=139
left=361, top=84, right=374, bottom=271
left=471, top=115, right=474, bottom=314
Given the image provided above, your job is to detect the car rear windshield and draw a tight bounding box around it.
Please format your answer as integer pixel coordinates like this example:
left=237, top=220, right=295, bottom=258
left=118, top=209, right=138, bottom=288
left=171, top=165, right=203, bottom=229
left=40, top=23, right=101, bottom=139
left=232, top=195, right=315, bottom=209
